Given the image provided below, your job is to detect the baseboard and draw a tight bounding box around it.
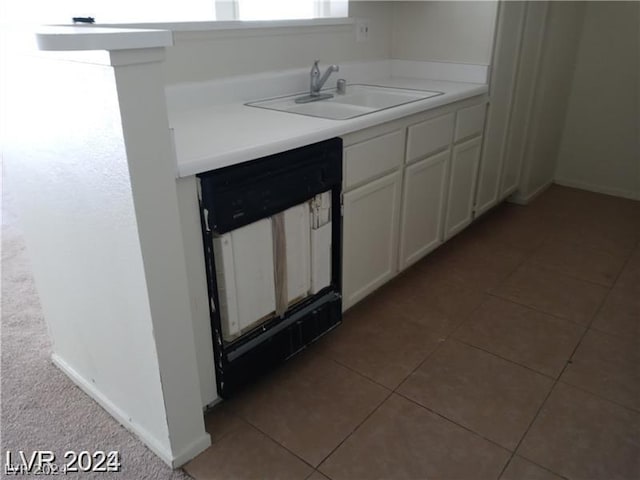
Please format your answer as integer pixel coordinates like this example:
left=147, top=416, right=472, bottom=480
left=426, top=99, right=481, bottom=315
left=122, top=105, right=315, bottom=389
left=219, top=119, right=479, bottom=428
left=507, top=180, right=553, bottom=205
left=554, top=178, right=640, bottom=201
left=170, top=435, right=211, bottom=468
left=51, top=353, right=210, bottom=468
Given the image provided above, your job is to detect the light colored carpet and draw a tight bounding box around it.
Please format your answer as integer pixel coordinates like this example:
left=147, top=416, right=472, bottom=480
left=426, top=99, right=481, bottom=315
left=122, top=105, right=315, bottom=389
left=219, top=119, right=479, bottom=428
left=1, top=185, right=193, bottom=479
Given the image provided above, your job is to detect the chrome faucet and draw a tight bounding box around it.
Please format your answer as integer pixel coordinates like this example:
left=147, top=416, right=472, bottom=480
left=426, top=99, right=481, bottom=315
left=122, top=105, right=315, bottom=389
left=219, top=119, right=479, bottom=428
left=295, top=60, right=340, bottom=104
left=310, top=60, right=340, bottom=96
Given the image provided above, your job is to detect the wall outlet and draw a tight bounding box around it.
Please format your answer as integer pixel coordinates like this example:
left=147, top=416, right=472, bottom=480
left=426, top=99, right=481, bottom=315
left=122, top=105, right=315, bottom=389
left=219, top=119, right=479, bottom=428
left=356, top=19, right=369, bottom=42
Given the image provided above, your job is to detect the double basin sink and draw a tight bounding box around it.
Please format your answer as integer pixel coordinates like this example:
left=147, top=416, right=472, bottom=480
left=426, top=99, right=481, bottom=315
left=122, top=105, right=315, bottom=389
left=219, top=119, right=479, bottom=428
left=246, top=84, right=443, bottom=120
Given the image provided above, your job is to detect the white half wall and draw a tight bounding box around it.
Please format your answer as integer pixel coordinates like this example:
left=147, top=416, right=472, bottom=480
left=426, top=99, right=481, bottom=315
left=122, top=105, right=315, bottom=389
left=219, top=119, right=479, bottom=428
left=163, top=1, right=393, bottom=84
left=555, top=1, right=640, bottom=200
left=391, top=1, right=498, bottom=66
left=113, top=50, right=211, bottom=466
left=2, top=51, right=173, bottom=460
left=1, top=47, right=209, bottom=467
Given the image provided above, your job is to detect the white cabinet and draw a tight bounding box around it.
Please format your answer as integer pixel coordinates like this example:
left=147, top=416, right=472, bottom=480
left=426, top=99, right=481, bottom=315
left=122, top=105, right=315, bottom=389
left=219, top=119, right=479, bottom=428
left=399, top=150, right=449, bottom=270
left=501, top=1, right=550, bottom=201
left=342, top=171, right=402, bottom=310
left=445, top=137, right=482, bottom=239
left=476, top=0, right=527, bottom=213
left=340, top=97, right=488, bottom=311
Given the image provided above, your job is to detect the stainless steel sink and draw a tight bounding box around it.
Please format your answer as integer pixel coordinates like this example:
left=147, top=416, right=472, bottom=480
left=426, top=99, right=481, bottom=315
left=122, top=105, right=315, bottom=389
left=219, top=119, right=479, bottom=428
left=246, top=84, right=444, bottom=120
left=277, top=101, right=372, bottom=120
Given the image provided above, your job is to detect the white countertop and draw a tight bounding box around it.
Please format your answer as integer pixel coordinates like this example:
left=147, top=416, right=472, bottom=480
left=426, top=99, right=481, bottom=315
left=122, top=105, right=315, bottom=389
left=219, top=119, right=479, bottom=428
left=36, top=26, right=173, bottom=51
left=169, top=76, right=487, bottom=177
left=28, top=33, right=487, bottom=178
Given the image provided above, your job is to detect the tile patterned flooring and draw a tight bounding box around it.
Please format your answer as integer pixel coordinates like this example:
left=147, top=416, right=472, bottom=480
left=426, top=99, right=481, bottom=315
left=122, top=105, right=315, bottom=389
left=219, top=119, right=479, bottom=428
left=184, top=185, right=640, bottom=480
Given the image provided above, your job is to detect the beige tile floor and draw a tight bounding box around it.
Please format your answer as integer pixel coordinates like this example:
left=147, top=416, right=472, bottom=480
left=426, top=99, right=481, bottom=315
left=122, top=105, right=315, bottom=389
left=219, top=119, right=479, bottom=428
left=184, top=185, right=640, bottom=480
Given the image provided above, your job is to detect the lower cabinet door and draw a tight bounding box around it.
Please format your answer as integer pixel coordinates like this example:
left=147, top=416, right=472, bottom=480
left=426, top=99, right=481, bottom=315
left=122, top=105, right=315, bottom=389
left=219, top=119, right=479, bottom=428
left=399, top=149, right=450, bottom=270
left=342, top=170, right=402, bottom=310
left=444, top=136, right=482, bottom=239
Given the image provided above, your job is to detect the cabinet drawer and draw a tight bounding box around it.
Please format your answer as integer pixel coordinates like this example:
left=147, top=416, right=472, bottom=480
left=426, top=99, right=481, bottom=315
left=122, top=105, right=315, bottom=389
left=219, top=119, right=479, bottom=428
left=344, top=130, right=404, bottom=189
left=454, top=103, right=487, bottom=142
left=406, top=113, right=454, bottom=163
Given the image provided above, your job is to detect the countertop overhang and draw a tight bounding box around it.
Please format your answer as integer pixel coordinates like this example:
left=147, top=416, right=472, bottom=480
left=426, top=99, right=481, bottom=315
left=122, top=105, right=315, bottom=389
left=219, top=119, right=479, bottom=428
left=35, top=26, right=173, bottom=51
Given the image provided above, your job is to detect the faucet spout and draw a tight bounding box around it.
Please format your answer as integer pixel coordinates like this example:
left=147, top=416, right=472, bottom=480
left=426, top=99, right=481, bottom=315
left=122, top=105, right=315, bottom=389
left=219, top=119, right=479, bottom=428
left=317, top=64, right=339, bottom=91
left=310, top=61, right=340, bottom=96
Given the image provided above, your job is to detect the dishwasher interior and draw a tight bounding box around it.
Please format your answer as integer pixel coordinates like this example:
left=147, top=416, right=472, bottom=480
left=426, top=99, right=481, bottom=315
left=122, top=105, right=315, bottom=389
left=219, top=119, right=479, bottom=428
left=197, top=138, right=343, bottom=397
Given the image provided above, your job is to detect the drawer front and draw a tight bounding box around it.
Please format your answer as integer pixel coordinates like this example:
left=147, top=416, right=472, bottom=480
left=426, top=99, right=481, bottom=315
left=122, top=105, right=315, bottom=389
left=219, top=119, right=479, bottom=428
left=454, top=103, right=487, bottom=142
left=406, top=113, right=454, bottom=163
left=344, top=130, right=405, bottom=189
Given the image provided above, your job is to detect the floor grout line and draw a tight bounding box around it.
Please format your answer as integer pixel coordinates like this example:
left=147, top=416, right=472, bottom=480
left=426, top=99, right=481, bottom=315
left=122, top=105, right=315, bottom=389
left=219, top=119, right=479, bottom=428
left=486, top=290, right=593, bottom=328
left=450, top=337, right=560, bottom=381
left=314, top=388, right=396, bottom=472
left=452, top=222, right=610, bottom=329
left=311, top=293, right=488, bottom=471
left=393, top=280, right=492, bottom=383
left=232, top=351, right=397, bottom=472
left=394, top=390, right=512, bottom=453
left=309, top=329, right=451, bottom=469
left=225, top=404, right=320, bottom=470
left=395, top=338, right=447, bottom=389
left=310, top=343, right=397, bottom=392
left=522, top=256, right=629, bottom=289
left=495, top=246, right=621, bottom=480
left=588, top=321, right=640, bottom=342
left=555, top=377, right=640, bottom=415
left=509, top=454, right=572, bottom=480
left=494, top=380, right=558, bottom=480
left=525, top=259, right=622, bottom=289
left=446, top=295, right=591, bottom=382
left=214, top=353, right=376, bottom=472
left=192, top=404, right=323, bottom=476
left=549, top=250, right=639, bottom=417
left=226, top=270, right=503, bottom=473
left=580, top=322, right=639, bottom=352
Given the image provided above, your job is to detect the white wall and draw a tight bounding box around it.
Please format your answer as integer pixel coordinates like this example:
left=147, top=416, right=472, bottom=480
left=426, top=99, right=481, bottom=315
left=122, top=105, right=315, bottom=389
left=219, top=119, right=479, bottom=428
left=555, top=1, right=640, bottom=200
left=515, top=1, right=586, bottom=202
left=162, top=1, right=503, bottom=85
left=163, top=1, right=393, bottom=84
left=391, top=1, right=498, bottom=66
left=1, top=48, right=209, bottom=466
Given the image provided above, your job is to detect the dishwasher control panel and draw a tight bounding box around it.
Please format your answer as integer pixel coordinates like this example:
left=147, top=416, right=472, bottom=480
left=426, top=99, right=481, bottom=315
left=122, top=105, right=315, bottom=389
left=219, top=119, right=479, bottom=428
left=199, top=138, right=342, bottom=234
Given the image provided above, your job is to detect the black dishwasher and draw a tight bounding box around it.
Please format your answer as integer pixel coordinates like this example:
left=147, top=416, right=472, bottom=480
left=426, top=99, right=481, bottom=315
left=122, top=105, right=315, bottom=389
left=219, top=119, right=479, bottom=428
left=197, top=138, right=342, bottom=397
